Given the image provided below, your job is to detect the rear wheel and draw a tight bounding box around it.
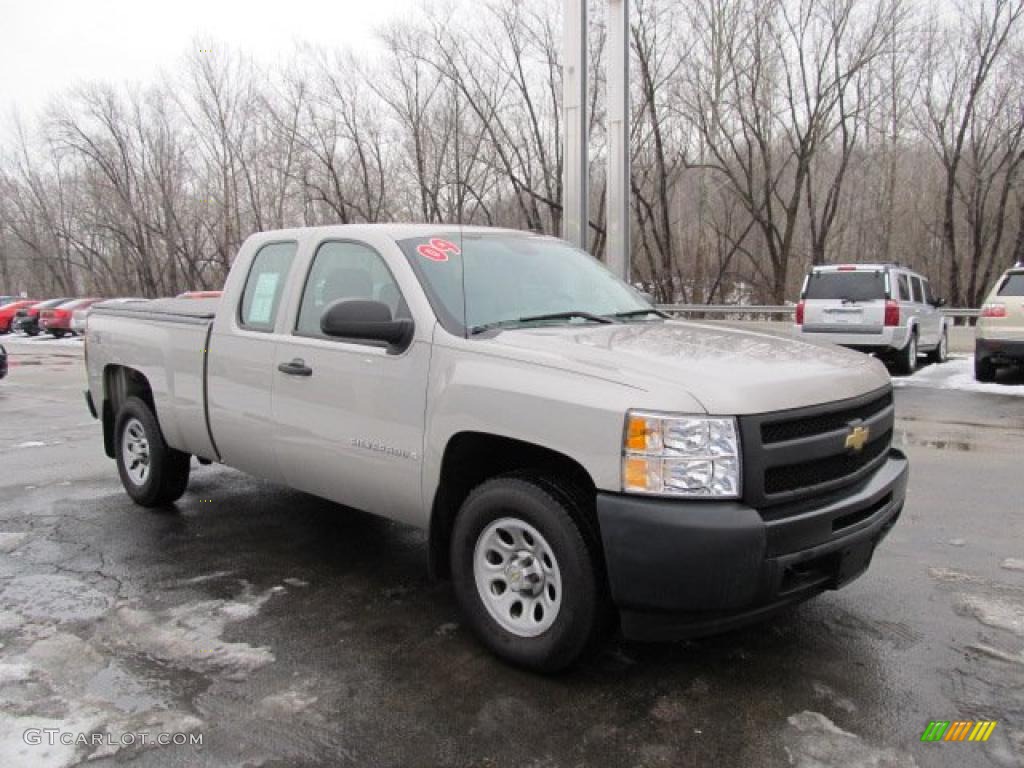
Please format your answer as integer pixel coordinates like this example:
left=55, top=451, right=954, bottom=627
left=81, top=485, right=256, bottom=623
left=114, top=396, right=190, bottom=507
left=450, top=475, right=606, bottom=672
left=927, top=329, right=948, bottom=365
left=893, top=331, right=918, bottom=376
left=974, top=354, right=996, bottom=383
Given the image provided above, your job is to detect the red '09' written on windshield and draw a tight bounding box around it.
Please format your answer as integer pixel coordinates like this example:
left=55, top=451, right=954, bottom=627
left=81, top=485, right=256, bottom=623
left=416, top=239, right=461, bottom=262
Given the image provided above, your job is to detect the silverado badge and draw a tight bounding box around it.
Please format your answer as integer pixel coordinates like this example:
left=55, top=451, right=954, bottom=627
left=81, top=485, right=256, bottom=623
left=844, top=424, right=870, bottom=453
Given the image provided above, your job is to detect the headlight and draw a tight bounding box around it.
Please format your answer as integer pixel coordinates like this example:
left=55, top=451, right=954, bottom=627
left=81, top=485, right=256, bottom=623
left=622, top=411, right=741, bottom=498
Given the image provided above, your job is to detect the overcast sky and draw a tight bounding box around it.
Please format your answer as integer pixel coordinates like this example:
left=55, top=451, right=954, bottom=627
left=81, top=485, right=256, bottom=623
left=0, top=0, right=419, bottom=122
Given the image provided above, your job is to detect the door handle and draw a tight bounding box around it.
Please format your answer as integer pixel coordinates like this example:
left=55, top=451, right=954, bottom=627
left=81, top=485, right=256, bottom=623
left=278, top=359, right=313, bottom=377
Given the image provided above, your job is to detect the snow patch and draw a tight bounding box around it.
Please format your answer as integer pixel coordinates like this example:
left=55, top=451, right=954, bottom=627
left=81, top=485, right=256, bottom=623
left=0, top=532, right=28, bottom=553
left=0, top=630, right=198, bottom=766
left=260, top=689, right=318, bottom=715
left=968, top=643, right=1024, bottom=667
left=954, top=594, right=1024, bottom=636
left=1, top=575, right=112, bottom=623
left=894, top=357, right=1024, bottom=396
left=11, top=441, right=46, bottom=449
left=1001, top=558, right=1024, bottom=572
left=784, top=711, right=917, bottom=767
left=100, top=585, right=278, bottom=679
left=0, top=714, right=100, bottom=768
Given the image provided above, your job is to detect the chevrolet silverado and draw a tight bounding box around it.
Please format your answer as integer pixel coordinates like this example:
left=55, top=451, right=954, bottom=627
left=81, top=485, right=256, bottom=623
left=84, top=225, right=908, bottom=671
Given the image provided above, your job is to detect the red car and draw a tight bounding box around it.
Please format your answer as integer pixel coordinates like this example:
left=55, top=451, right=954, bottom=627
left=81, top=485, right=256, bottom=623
left=40, top=298, right=101, bottom=337
left=0, top=300, right=40, bottom=333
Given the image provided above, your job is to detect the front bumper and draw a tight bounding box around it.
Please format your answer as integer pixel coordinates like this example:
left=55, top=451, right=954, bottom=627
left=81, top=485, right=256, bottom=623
left=597, top=449, right=908, bottom=641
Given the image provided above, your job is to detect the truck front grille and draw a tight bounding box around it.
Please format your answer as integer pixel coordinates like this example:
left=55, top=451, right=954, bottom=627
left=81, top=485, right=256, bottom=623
left=739, top=387, right=895, bottom=509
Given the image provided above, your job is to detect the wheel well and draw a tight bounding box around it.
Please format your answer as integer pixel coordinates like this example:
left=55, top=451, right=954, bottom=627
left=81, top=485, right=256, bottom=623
left=428, top=432, right=598, bottom=580
left=101, top=366, right=155, bottom=458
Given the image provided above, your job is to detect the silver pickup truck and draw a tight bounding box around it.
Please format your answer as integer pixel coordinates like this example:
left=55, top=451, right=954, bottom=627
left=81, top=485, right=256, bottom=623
left=84, top=224, right=908, bottom=671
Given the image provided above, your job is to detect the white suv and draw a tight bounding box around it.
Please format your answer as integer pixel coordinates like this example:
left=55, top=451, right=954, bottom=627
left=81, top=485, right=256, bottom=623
left=796, top=264, right=948, bottom=374
left=975, top=265, right=1024, bottom=382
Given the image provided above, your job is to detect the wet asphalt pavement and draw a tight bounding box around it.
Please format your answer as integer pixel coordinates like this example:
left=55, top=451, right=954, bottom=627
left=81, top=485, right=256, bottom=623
left=0, top=338, right=1022, bottom=767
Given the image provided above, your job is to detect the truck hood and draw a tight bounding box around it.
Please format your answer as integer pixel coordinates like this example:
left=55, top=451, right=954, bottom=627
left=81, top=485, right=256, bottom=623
left=480, top=320, right=891, bottom=414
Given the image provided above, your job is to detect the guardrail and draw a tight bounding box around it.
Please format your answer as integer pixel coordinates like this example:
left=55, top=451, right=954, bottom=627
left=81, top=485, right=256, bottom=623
left=656, top=304, right=980, bottom=324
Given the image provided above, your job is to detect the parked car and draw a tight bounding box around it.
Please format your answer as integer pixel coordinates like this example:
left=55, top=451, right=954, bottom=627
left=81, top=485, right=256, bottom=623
left=71, top=298, right=146, bottom=334
left=0, top=296, right=18, bottom=307
left=0, top=344, right=7, bottom=379
left=0, top=300, right=40, bottom=334
left=11, top=298, right=72, bottom=336
left=176, top=290, right=223, bottom=299
left=795, top=263, right=948, bottom=375
left=85, top=225, right=907, bottom=672
left=40, top=298, right=101, bottom=337
left=975, top=264, right=1024, bottom=382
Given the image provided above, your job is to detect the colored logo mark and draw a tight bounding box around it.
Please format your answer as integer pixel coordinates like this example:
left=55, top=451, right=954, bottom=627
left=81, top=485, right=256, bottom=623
left=921, top=720, right=997, bottom=742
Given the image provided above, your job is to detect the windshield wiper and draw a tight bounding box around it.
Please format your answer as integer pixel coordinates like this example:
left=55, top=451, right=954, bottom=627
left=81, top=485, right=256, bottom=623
left=606, top=308, right=669, bottom=320
left=470, top=310, right=613, bottom=335
left=517, top=311, right=614, bottom=325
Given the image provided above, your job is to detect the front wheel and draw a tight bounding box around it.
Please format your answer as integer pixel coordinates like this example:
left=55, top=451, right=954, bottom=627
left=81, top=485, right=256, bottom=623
left=114, top=396, right=190, bottom=507
left=450, top=475, right=606, bottom=672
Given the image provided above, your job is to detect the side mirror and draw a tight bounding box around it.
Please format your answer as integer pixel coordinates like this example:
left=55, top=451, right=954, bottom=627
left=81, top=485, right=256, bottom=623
left=931, top=297, right=946, bottom=308
left=320, top=299, right=413, bottom=350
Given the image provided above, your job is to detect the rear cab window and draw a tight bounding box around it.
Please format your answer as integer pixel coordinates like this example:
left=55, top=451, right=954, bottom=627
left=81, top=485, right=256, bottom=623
left=239, top=242, right=297, bottom=331
left=997, top=272, right=1024, bottom=296
left=803, top=270, right=888, bottom=302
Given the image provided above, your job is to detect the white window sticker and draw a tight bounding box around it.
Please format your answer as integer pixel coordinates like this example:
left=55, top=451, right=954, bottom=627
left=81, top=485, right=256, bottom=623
left=248, top=272, right=280, bottom=324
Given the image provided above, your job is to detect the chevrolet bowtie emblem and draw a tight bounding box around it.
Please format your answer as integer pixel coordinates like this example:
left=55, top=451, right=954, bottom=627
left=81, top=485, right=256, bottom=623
left=845, top=425, right=870, bottom=452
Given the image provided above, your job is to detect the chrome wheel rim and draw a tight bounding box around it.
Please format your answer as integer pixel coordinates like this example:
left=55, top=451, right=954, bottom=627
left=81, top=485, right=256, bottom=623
left=908, top=336, right=917, bottom=364
left=121, top=417, right=150, bottom=486
left=473, top=517, right=562, bottom=638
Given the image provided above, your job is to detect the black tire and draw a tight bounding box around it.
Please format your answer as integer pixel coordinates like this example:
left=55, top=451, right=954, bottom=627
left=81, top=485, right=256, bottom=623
left=450, top=475, right=606, bottom=672
left=26, top=329, right=38, bottom=337
left=927, top=329, right=948, bottom=365
left=893, top=331, right=918, bottom=375
left=974, top=354, right=996, bottom=383
left=114, top=396, right=190, bottom=507
left=49, top=331, right=65, bottom=338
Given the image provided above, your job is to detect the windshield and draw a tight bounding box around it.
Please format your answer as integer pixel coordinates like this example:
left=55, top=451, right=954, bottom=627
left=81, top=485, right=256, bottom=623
left=398, top=232, right=651, bottom=334
left=997, top=272, right=1024, bottom=296
left=804, top=271, right=887, bottom=301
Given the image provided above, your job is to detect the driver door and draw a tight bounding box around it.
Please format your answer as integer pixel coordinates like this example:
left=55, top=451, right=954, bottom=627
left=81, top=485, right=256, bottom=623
left=271, top=239, right=429, bottom=526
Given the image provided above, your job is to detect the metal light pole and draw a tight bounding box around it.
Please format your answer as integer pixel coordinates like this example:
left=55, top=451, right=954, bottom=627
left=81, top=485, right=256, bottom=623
left=563, top=1, right=630, bottom=282
left=563, top=0, right=588, bottom=251
left=606, top=0, right=630, bottom=282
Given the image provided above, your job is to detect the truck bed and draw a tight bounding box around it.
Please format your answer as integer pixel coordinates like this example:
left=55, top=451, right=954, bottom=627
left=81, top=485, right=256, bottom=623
left=92, top=297, right=219, bottom=323
left=87, top=298, right=219, bottom=461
